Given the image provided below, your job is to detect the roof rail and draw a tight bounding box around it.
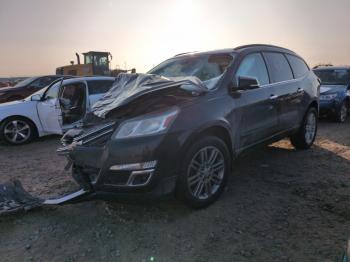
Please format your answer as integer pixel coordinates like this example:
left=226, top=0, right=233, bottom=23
left=174, top=51, right=197, bottom=57
left=234, top=44, right=294, bottom=53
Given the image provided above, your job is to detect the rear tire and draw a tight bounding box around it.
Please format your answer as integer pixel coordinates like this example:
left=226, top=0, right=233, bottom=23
left=334, top=101, right=348, bottom=123
left=176, top=136, right=231, bottom=208
left=0, top=117, right=36, bottom=145
left=290, top=107, right=318, bottom=150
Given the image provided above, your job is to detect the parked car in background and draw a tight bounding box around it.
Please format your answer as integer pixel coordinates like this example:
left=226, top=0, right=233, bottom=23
left=0, top=75, right=63, bottom=103
left=0, top=76, right=115, bottom=145
left=313, top=66, right=350, bottom=122
left=58, top=44, right=320, bottom=208
left=0, top=82, right=10, bottom=88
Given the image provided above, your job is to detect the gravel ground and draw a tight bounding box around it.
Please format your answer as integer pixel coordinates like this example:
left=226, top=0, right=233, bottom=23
left=0, top=120, right=349, bottom=262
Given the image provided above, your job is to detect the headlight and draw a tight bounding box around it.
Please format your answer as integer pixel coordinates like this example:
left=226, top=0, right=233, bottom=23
left=320, top=93, right=337, bottom=100
left=114, top=107, right=179, bottom=139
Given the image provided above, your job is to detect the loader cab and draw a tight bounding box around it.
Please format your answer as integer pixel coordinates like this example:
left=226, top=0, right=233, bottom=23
left=83, top=51, right=111, bottom=76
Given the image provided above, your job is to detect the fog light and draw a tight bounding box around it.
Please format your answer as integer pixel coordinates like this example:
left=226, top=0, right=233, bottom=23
left=109, top=160, right=157, bottom=171
left=127, top=170, right=154, bottom=186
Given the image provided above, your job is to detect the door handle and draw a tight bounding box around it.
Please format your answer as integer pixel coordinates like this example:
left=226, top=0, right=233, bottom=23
left=270, top=94, right=278, bottom=100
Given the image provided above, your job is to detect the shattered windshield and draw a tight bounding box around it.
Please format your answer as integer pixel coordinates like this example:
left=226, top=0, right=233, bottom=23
left=314, top=69, right=350, bottom=85
left=148, top=53, right=234, bottom=88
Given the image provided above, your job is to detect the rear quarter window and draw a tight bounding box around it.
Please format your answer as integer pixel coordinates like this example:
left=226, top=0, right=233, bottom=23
left=87, top=80, right=114, bottom=95
left=286, top=54, right=309, bottom=78
left=263, top=52, right=294, bottom=83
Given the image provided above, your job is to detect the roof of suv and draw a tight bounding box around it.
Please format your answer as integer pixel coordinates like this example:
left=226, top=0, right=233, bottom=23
left=174, top=44, right=298, bottom=58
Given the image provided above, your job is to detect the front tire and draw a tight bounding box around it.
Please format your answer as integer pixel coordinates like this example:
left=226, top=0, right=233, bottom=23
left=0, top=117, right=36, bottom=145
left=176, top=136, right=231, bottom=208
left=290, top=107, right=318, bottom=150
left=335, top=101, right=348, bottom=123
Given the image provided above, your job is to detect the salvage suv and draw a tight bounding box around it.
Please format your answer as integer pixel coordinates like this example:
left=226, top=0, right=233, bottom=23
left=59, top=45, right=320, bottom=208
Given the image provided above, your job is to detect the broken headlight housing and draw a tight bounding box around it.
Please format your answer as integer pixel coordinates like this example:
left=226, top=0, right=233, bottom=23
left=114, top=107, right=179, bottom=139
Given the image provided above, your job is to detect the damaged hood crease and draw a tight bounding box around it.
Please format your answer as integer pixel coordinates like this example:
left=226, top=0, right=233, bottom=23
left=92, top=73, right=209, bottom=118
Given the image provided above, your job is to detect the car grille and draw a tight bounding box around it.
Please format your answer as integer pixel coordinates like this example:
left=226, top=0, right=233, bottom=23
left=60, top=121, right=117, bottom=148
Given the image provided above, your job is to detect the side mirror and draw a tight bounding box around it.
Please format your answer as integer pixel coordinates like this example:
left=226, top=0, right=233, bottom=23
left=237, top=76, right=259, bottom=90
left=30, top=94, right=42, bottom=101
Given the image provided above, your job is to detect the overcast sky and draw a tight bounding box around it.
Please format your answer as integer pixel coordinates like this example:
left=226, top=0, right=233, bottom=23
left=0, top=0, right=349, bottom=77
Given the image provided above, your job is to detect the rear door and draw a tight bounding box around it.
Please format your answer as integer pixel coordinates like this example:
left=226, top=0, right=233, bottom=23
left=235, top=53, right=279, bottom=148
left=263, top=52, right=305, bottom=132
left=285, top=54, right=311, bottom=123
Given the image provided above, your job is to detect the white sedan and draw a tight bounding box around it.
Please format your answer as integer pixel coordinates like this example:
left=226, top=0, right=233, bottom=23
left=0, top=76, right=115, bottom=145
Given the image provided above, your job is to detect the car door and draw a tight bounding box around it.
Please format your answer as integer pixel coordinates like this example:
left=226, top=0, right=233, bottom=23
left=263, top=52, right=305, bottom=131
left=59, top=81, right=88, bottom=131
left=36, top=82, right=63, bottom=134
left=234, top=53, right=279, bottom=148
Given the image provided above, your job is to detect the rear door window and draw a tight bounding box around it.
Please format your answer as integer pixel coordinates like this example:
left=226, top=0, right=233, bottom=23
left=263, top=52, right=294, bottom=83
left=286, top=54, right=309, bottom=78
left=87, top=80, right=114, bottom=95
left=236, top=53, right=269, bottom=86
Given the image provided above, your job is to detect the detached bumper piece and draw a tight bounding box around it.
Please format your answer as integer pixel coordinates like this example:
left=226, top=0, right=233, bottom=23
left=0, top=179, right=92, bottom=216
left=0, top=180, right=43, bottom=215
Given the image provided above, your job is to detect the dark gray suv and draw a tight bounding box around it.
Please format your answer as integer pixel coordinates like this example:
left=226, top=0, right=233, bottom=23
left=59, top=44, right=320, bottom=208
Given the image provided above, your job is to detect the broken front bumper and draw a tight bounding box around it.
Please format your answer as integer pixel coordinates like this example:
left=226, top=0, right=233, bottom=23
left=57, top=124, right=184, bottom=201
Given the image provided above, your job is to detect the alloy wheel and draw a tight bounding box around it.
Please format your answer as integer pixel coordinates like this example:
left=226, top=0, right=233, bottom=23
left=305, top=112, right=316, bottom=144
left=187, top=146, right=225, bottom=200
left=4, top=120, right=31, bottom=144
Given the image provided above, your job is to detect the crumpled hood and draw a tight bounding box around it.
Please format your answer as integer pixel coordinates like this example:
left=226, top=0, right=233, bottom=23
left=92, top=73, right=209, bottom=118
left=320, top=85, right=347, bottom=94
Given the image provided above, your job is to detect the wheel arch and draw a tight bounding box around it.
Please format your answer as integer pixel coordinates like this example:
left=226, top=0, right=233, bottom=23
left=308, top=100, right=319, bottom=112
left=180, top=123, right=234, bottom=164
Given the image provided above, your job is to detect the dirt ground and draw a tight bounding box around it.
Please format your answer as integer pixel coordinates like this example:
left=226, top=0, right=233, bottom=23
left=0, top=120, right=349, bottom=262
